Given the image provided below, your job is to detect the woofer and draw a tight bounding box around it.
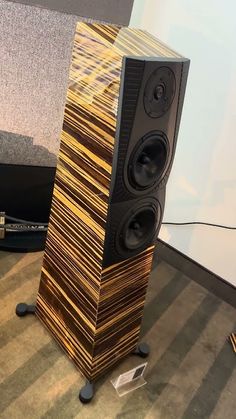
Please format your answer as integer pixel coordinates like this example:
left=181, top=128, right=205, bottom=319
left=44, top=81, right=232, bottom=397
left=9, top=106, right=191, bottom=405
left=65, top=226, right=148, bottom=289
left=128, top=131, right=169, bottom=190
left=116, top=200, right=161, bottom=254
left=144, top=67, right=176, bottom=118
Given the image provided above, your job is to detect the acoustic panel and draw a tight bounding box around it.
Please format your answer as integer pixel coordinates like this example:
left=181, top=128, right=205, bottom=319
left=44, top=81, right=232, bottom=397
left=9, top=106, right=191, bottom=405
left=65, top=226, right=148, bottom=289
left=0, top=1, right=133, bottom=167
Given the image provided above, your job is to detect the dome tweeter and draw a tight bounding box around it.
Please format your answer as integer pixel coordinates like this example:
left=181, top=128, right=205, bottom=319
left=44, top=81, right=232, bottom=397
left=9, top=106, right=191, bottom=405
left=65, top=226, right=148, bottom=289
left=144, top=67, right=176, bottom=118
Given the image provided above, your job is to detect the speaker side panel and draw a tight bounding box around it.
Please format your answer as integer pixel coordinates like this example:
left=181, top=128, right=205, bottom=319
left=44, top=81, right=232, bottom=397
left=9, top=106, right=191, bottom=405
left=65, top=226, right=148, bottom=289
left=161, top=59, right=190, bottom=185
left=36, top=23, right=124, bottom=379
left=91, top=245, right=155, bottom=380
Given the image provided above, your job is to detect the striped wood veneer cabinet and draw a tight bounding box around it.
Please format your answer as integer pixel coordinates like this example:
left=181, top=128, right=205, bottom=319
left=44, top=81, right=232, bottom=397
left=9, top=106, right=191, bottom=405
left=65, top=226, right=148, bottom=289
left=36, top=22, right=189, bottom=381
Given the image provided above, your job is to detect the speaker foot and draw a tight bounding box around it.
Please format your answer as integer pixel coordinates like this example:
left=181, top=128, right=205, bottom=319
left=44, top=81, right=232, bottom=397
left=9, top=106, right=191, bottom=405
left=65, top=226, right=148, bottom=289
left=15, top=303, right=36, bottom=317
left=133, top=342, right=150, bottom=358
left=79, top=380, right=94, bottom=404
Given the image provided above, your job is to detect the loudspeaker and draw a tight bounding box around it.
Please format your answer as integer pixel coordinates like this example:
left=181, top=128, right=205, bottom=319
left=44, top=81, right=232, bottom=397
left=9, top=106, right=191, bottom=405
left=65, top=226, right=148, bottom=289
left=36, top=23, right=189, bottom=381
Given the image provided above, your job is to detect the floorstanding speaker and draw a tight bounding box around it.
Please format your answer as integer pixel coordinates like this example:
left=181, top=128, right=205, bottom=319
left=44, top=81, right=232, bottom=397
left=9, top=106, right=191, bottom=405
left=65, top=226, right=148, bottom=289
left=35, top=23, right=190, bottom=382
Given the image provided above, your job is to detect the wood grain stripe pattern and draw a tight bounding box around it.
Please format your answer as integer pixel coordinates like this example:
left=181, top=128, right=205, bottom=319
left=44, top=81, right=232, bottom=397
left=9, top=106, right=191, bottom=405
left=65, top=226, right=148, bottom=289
left=36, top=22, right=181, bottom=380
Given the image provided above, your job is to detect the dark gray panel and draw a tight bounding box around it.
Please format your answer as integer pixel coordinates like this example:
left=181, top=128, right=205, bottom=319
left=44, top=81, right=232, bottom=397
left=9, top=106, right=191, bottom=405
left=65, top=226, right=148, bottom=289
left=8, top=0, right=134, bottom=24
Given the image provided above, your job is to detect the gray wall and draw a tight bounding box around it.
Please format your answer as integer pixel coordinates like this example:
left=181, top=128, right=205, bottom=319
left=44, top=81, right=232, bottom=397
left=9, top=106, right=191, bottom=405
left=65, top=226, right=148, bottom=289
left=0, top=1, right=134, bottom=167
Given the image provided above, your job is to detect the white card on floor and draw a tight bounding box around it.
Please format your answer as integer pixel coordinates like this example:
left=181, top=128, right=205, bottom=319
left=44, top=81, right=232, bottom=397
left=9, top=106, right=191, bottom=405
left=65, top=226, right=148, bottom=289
left=111, top=363, right=147, bottom=396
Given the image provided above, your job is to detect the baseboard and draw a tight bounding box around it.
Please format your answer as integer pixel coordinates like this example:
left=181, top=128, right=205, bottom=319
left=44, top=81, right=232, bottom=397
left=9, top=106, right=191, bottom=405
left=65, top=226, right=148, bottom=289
left=155, top=238, right=236, bottom=308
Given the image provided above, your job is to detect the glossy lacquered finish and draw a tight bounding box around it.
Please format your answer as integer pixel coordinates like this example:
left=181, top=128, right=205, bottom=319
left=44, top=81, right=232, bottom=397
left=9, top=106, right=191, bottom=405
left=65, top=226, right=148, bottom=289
left=36, top=22, right=188, bottom=380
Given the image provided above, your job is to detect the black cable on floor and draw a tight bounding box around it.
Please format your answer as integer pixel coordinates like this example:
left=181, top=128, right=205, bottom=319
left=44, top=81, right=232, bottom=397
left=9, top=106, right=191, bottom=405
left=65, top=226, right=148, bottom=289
left=162, top=221, right=236, bottom=230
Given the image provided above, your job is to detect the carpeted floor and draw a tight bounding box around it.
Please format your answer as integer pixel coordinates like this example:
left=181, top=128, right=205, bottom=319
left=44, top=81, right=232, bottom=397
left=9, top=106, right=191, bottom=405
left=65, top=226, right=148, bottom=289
left=0, top=250, right=235, bottom=418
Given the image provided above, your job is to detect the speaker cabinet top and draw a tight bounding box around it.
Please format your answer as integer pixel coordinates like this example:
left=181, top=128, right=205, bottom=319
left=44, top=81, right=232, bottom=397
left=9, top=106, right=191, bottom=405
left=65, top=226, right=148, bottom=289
left=76, top=22, right=182, bottom=58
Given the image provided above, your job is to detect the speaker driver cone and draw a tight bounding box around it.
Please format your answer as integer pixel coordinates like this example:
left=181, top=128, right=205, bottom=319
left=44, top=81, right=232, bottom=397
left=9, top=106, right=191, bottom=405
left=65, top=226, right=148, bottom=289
left=116, top=200, right=161, bottom=256
left=123, top=207, right=156, bottom=249
left=128, top=132, right=168, bottom=189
